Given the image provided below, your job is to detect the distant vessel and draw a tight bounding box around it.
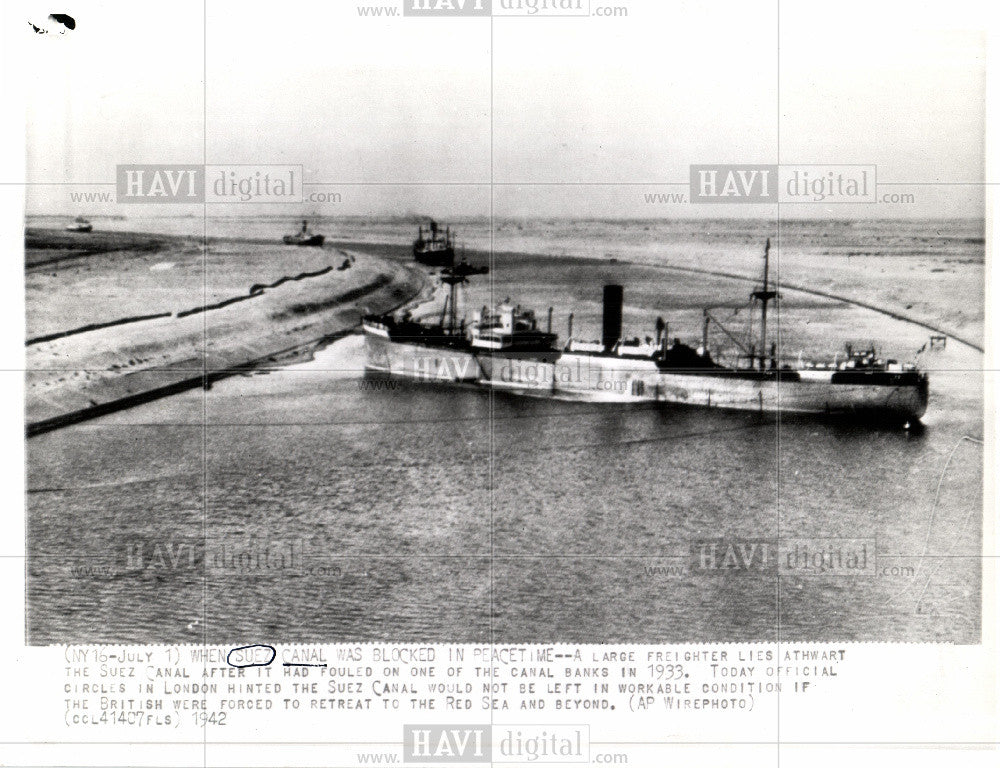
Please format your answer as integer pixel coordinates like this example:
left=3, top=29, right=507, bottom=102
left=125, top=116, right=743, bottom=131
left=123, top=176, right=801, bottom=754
left=65, top=216, right=92, bottom=233
left=413, top=220, right=455, bottom=266
left=283, top=219, right=324, bottom=247
left=363, top=239, right=928, bottom=424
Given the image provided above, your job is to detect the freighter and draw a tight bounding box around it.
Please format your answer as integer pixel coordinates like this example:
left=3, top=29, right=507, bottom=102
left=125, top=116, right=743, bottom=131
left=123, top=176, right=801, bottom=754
left=363, top=240, right=929, bottom=424
left=413, top=220, right=455, bottom=266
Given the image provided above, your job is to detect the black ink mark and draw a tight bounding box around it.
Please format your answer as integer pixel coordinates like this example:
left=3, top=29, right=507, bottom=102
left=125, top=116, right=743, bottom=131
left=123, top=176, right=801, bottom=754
left=28, top=14, right=76, bottom=35
left=226, top=644, right=276, bottom=668
left=49, top=13, right=76, bottom=30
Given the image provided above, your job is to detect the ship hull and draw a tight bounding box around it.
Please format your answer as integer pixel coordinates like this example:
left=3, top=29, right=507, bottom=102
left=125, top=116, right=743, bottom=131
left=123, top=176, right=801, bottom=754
left=363, top=324, right=481, bottom=382
left=283, top=234, right=324, bottom=246
left=413, top=246, right=455, bottom=267
left=653, top=370, right=927, bottom=421
left=475, top=351, right=928, bottom=422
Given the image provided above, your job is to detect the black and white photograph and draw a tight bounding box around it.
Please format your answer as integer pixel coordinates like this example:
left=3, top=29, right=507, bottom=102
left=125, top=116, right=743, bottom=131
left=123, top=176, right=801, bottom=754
left=3, top=0, right=997, bottom=765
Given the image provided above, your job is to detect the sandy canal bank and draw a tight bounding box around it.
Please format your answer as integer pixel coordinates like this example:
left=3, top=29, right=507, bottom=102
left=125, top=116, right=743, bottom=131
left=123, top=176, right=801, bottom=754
left=25, top=229, right=428, bottom=434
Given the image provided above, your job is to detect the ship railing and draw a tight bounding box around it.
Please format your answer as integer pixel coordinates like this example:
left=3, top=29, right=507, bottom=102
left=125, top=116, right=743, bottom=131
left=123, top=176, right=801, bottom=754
left=766, top=352, right=915, bottom=372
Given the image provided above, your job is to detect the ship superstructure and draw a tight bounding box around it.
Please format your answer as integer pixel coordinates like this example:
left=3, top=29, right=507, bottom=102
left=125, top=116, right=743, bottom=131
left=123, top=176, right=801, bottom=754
left=413, top=220, right=455, bottom=266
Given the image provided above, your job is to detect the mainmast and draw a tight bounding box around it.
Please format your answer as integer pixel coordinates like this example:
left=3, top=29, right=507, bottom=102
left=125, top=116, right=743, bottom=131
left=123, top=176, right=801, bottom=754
left=751, top=238, right=778, bottom=369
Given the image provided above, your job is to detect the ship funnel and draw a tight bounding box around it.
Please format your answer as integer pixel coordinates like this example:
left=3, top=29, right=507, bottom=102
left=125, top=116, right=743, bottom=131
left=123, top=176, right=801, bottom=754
left=602, top=284, right=624, bottom=352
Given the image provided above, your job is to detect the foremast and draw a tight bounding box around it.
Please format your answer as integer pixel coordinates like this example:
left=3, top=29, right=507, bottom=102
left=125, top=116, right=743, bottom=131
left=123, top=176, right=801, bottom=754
left=439, top=259, right=488, bottom=335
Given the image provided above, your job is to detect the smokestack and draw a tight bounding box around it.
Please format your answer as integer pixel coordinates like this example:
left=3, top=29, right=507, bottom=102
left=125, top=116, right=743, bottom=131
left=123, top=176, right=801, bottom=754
left=602, top=284, right=624, bottom=352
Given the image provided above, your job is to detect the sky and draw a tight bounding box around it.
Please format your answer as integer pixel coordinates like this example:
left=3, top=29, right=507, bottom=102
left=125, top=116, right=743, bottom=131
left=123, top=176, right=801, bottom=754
left=21, top=0, right=988, bottom=218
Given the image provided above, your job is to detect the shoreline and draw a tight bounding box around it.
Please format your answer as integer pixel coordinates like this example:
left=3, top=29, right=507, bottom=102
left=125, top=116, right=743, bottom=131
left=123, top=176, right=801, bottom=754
left=25, top=229, right=430, bottom=436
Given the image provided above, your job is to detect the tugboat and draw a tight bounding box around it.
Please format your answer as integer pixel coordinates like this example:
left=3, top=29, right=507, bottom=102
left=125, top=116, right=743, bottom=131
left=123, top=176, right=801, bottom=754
left=413, top=220, right=455, bottom=266
left=65, top=216, right=93, bottom=233
left=283, top=219, right=325, bottom=247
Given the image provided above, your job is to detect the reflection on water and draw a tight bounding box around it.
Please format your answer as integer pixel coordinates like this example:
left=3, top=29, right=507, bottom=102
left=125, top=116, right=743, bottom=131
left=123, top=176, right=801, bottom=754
left=27, top=333, right=982, bottom=645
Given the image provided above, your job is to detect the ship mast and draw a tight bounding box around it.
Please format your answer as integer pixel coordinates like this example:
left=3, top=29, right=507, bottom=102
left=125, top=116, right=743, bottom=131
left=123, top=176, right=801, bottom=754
left=751, top=238, right=778, bottom=369
left=439, top=259, right=489, bottom=335
left=439, top=268, right=463, bottom=334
